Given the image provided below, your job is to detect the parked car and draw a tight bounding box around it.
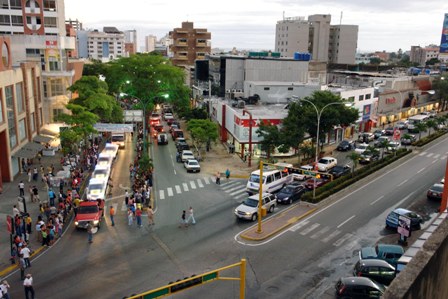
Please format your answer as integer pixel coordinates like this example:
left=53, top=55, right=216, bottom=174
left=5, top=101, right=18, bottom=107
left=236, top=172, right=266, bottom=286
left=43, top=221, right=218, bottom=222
left=386, top=208, right=422, bottom=230
left=336, top=140, right=355, bottom=151
left=291, top=165, right=314, bottom=181
left=171, top=129, right=184, bottom=140
left=181, top=150, right=195, bottom=162
left=427, top=183, right=444, bottom=200
left=373, top=129, right=385, bottom=139
left=335, top=277, right=386, bottom=299
left=396, top=121, right=408, bottom=130
left=234, top=193, right=277, bottom=221
left=374, top=136, right=390, bottom=148
left=316, top=156, right=337, bottom=172
left=304, top=178, right=329, bottom=190
left=353, top=259, right=396, bottom=286
left=184, top=159, right=201, bottom=173
left=358, top=132, right=374, bottom=143
left=359, top=152, right=380, bottom=165
left=386, top=141, right=401, bottom=153
left=359, top=244, right=404, bottom=267
left=163, top=112, right=174, bottom=121
left=384, top=126, right=395, bottom=135
left=329, top=165, right=351, bottom=179
left=276, top=182, right=307, bottom=204
left=400, top=134, right=416, bottom=145
left=354, top=143, right=369, bottom=155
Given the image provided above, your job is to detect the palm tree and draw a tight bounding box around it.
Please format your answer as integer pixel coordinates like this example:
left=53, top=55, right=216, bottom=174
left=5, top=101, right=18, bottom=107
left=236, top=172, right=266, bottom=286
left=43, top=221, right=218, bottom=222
left=415, top=122, right=428, bottom=140
left=380, top=138, right=390, bottom=159
left=425, top=119, right=437, bottom=135
left=346, top=152, right=361, bottom=177
left=401, top=133, right=413, bottom=149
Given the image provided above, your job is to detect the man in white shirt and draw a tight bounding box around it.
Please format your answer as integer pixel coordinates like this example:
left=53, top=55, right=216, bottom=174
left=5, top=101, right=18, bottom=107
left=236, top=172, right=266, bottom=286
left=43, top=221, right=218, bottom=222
left=23, top=273, right=34, bottom=299
left=18, top=181, right=25, bottom=196
left=20, top=245, right=32, bottom=268
left=13, top=205, right=20, bottom=217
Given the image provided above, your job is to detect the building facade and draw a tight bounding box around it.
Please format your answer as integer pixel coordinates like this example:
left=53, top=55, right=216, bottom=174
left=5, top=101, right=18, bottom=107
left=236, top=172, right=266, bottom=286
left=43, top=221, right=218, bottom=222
left=410, top=46, right=440, bottom=66
left=81, top=27, right=125, bottom=62
left=145, top=35, right=157, bottom=53
left=169, top=21, right=211, bottom=66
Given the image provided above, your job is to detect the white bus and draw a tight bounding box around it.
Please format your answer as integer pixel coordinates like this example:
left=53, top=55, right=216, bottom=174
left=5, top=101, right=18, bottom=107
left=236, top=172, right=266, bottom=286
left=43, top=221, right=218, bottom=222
left=407, top=115, right=429, bottom=132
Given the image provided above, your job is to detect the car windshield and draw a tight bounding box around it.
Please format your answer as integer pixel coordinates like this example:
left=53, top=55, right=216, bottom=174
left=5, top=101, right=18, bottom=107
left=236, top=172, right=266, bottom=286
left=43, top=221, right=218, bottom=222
left=188, top=161, right=199, bottom=166
left=358, top=144, right=368, bottom=150
left=249, top=174, right=260, bottom=183
left=332, top=166, right=343, bottom=171
left=280, top=187, right=294, bottom=194
left=89, top=184, right=103, bottom=192
left=78, top=206, right=99, bottom=213
left=93, top=170, right=107, bottom=178
left=242, top=198, right=259, bottom=207
left=318, top=159, right=329, bottom=164
left=431, top=185, right=443, bottom=192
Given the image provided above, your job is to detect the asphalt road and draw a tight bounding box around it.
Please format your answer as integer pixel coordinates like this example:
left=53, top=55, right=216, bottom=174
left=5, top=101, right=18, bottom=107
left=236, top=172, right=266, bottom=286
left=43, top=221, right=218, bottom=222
left=4, top=128, right=446, bottom=299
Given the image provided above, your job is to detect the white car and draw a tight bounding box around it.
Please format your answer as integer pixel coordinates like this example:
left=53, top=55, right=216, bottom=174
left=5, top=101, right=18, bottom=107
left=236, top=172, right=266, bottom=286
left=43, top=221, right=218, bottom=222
left=164, top=113, right=174, bottom=121
left=181, top=150, right=195, bottom=162
left=97, top=153, right=114, bottom=167
left=103, top=143, right=119, bottom=158
left=184, top=159, right=201, bottom=173
left=92, top=165, right=111, bottom=181
left=293, top=165, right=313, bottom=181
left=234, top=193, right=277, bottom=221
left=355, top=143, right=369, bottom=155
left=386, top=141, right=401, bottom=152
left=86, top=178, right=108, bottom=200
left=316, top=157, right=337, bottom=172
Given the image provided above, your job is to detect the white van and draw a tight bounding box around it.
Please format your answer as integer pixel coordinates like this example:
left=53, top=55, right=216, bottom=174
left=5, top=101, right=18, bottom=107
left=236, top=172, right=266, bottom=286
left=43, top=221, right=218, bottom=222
left=97, top=153, right=114, bottom=167
left=111, top=132, right=125, bottom=149
left=246, top=168, right=293, bottom=195
left=86, top=178, right=109, bottom=201
left=407, top=114, right=429, bottom=132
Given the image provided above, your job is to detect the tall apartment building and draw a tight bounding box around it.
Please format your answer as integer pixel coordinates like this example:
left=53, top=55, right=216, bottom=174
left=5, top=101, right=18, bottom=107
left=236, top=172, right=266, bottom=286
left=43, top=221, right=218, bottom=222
left=77, top=27, right=125, bottom=62
left=124, top=29, right=137, bottom=55
left=410, top=46, right=440, bottom=66
left=145, top=35, right=157, bottom=53
left=0, top=0, right=79, bottom=124
left=275, top=14, right=358, bottom=64
left=169, top=21, right=211, bottom=66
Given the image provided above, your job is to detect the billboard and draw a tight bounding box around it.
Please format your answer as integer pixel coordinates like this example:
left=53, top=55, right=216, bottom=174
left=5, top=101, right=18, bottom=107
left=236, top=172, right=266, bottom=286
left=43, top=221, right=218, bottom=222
left=440, top=13, right=448, bottom=54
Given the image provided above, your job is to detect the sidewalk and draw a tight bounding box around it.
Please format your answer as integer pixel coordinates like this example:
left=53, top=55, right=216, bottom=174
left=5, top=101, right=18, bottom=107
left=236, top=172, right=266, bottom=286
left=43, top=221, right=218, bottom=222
left=0, top=150, right=65, bottom=277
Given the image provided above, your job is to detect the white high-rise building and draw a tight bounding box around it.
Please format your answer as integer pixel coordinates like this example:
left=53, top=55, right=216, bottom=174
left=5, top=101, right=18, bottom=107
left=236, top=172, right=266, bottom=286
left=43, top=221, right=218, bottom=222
left=145, top=35, right=157, bottom=53
left=77, top=27, right=125, bottom=62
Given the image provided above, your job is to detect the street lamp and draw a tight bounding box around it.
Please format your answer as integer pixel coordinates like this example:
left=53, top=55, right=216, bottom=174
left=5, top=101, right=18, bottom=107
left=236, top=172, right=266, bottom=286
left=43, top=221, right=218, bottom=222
left=294, top=97, right=351, bottom=199
left=243, top=109, right=253, bottom=167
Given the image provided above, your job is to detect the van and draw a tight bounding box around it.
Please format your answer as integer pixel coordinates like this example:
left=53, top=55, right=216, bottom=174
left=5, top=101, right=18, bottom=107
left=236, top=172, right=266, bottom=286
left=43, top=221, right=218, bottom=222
left=111, top=132, right=125, bottom=149
left=407, top=114, right=429, bottom=133
left=97, top=153, right=114, bottom=167
left=86, top=178, right=109, bottom=201
left=246, top=168, right=293, bottom=195
left=359, top=244, right=404, bottom=267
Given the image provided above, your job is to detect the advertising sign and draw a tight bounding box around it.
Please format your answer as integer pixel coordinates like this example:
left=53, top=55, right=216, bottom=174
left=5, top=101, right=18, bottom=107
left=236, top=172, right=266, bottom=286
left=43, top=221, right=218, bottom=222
left=362, top=104, right=371, bottom=121
left=440, top=13, right=448, bottom=54
left=398, top=215, right=411, bottom=238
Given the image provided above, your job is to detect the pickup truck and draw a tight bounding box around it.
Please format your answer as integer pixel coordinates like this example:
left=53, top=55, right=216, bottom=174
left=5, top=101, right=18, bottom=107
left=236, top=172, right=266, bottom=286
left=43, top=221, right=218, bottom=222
left=74, top=199, right=105, bottom=229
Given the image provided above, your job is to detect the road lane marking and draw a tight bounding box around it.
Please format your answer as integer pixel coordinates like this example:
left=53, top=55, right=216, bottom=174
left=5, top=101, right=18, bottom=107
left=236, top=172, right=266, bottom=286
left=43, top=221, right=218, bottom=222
left=417, top=167, right=426, bottom=173
left=397, top=179, right=408, bottom=186
left=419, top=151, right=427, bottom=156
left=310, top=226, right=330, bottom=239
left=337, top=215, right=356, bottom=229
left=196, top=179, right=204, bottom=188
left=225, top=185, right=244, bottom=193
left=333, top=233, right=354, bottom=247
left=190, top=180, right=197, bottom=189
left=221, top=182, right=240, bottom=190
left=321, top=230, right=341, bottom=243
left=204, top=177, right=210, bottom=184
left=182, top=183, right=189, bottom=192
left=289, top=220, right=310, bottom=232
left=370, top=195, right=384, bottom=205
left=159, top=190, right=165, bottom=200
left=300, top=223, right=320, bottom=235
left=432, top=159, right=438, bottom=164
left=433, top=154, right=440, bottom=159
left=235, top=193, right=247, bottom=200
left=230, top=189, right=246, bottom=196
left=167, top=187, right=173, bottom=197
left=426, top=153, right=434, bottom=157
left=175, top=185, right=181, bottom=194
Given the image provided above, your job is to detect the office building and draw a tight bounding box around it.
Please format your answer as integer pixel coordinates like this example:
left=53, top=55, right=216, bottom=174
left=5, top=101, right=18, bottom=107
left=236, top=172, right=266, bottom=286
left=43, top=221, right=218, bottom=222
left=124, top=29, right=137, bottom=55
left=145, top=35, right=157, bottom=53
left=77, top=27, right=125, bottom=61
left=410, top=46, right=440, bottom=66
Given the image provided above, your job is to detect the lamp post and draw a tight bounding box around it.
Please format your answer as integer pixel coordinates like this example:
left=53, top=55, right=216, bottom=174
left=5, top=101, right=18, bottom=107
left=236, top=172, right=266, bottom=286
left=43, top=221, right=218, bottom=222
left=243, top=109, right=253, bottom=167
left=296, top=98, right=350, bottom=199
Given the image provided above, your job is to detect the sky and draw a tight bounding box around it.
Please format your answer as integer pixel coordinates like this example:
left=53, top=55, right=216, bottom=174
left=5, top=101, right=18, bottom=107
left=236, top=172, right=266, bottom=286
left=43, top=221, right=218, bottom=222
left=64, top=0, right=448, bottom=53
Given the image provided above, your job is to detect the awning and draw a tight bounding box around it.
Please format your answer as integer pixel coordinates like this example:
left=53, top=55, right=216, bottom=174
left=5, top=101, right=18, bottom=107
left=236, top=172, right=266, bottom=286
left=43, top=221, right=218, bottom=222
left=12, top=148, right=37, bottom=159
left=39, top=128, right=58, bottom=137
left=24, top=142, right=45, bottom=151
left=33, top=135, right=54, bottom=143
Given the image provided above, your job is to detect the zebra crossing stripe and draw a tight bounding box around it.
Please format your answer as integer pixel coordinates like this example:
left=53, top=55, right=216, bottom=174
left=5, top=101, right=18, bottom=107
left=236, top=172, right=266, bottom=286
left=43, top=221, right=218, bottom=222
left=204, top=177, right=210, bottom=184
left=289, top=220, right=310, bottom=232
left=433, top=154, right=440, bottom=159
left=333, top=233, right=354, bottom=247
left=310, top=226, right=331, bottom=239
left=159, top=190, right=165, bottom=200
left=167, top=187, right=173, bottom=197
left=426, top=153, right=434, bottom=157
left=419, top=151, right=427, bottom=156
left=321, top=230, right=342, bottom=243
left=300, top=223, right=320, bottom=235
left=234, top=193, right=247, bottom=200
left=221, top=182, right=240, bottom=191
left=190, top=181, right=197, bottom=189
left=230, top=188, right=246, bottom=196
left=443, top=155, right=448, bottom=160
left=175, top=185, right=181, bottom=194
left=224, top=185, right=244, bottom=193
left=182, top=183, right=189, bottom=192
left=196, top=179, right=204, bottom=188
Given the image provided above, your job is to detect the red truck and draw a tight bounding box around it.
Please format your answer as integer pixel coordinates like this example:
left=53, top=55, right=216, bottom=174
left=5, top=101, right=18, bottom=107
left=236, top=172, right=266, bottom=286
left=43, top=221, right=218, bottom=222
left=74, top=199, right=105, bottom=229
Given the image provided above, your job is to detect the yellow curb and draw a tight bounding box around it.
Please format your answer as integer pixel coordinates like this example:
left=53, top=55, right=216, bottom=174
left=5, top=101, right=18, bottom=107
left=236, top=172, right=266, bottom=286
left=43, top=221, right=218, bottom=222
left=0, top=245, right=45, bottom=277
left=240, top=207, right=318, bottom=241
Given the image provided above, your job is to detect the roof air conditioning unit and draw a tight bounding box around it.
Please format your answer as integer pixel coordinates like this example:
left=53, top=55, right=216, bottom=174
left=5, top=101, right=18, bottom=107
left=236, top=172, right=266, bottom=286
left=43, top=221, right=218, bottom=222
left=226, top=89, right=231, bottom=93
left=236, top=89, right=243, bottom=93
left=231, top=89, right=237, bottom=93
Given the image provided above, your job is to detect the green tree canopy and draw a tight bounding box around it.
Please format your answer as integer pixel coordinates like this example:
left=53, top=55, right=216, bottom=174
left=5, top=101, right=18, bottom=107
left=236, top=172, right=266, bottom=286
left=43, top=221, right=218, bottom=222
left=432, top=73, right=448, bottom=111
left=187, top=119, right=218, bottom=153
left=82, top=59, right=107, bottom=77
left=256, top=122, right=283, bottom=159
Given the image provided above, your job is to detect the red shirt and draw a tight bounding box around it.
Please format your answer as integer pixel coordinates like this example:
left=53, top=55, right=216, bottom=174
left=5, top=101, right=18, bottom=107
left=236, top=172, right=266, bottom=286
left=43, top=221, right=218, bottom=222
left=136, top=209, right=142, bottom=217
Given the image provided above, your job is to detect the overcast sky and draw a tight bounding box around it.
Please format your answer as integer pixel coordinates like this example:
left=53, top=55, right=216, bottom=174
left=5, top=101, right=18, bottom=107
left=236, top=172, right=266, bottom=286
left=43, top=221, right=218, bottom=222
left=65, top=0, right=448, bottom=53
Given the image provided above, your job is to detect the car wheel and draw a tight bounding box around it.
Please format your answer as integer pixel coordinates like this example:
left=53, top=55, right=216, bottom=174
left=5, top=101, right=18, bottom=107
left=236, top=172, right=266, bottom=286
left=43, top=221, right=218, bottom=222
left=288, top=198, right=293, bottom=205
left=251, top=213, right=257, bottom=221
left=269, top=205, right=275, bottom=213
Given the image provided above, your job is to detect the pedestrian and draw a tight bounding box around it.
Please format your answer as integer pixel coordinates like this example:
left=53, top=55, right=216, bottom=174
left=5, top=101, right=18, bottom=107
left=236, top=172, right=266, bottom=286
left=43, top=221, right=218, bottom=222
left=32, top=167, right=38, bottom=181
left=20, top=244, right=32, bottom=268
left=179, top=210, right=187, bottom=228
left=127, top=208, right=133, bottom=226
left=13, top=205, right=20, bottom=217
left=23, top=273, right=35, bottom=299
left=1, top=280, right=10, bottom=299
left=136, top=207, right=142, bottom=227
left=48, top=189, right=56, bottom=206
left=215, top=171, right=221, bottom=185
left=87, top=222, right=93, bottom=243
left=27, top=169, right=32, bottom=182
left=19, top=181, right=25, bottom=196
left=147, top=206, right=155, bottom=225
left=19, top=254, right=26, bottom=281
left=187, top=206, right=196, bottom=225
left=32, top=186, right=39, bottom=203
left=124, top=190, right=129, bottom=207
left=225, top=168, right=230, bottom=181
left=109, top=206, right=115, bottom=226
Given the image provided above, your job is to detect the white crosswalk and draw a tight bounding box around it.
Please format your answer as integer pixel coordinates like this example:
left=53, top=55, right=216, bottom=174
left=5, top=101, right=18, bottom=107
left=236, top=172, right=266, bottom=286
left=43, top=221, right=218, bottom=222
left=418, top=151, right=447, bottom=160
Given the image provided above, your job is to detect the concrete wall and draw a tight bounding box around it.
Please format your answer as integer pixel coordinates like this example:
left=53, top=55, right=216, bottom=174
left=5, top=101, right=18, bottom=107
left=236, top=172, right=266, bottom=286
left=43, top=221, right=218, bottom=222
left=383, top=217, right=448, bottom=299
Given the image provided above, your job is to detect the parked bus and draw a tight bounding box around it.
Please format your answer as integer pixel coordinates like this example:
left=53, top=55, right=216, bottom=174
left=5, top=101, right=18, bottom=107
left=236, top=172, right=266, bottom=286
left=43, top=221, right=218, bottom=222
left=407, top=115, right=429, bottom=133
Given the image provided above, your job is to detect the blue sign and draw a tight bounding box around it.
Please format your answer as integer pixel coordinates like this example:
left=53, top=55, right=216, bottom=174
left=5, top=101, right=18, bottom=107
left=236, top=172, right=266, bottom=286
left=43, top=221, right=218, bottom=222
left=362, top=104, right=371, bottom=121
left=440, top=13, right=448, bottom=54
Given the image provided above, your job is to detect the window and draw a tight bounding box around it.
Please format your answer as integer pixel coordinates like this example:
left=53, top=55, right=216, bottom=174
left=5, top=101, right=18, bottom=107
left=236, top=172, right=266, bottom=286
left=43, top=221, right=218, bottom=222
left=359, top=95, right=364, bottom=101
left=288, top=87, right=293, bottom=90
left=16, top=82, right=24, bottom=113
left=43, top=17, right=57, bottom=27
left=274, top=171, right=281, bottom=180
left=348, top=96, right=355, bottom=102
left=367, top=266, right=380, bottom=275
left=0, top=15, right=10, bottom=25
left=11, top=15, right=23, bottom=26
left=5, top=85, right=17, bottom=149
left=43, top=0, right=56, bottom=11
left=30, top=112, right=35, bottom=132
left=48, top=60, right=59, bottom=71
left=18, top=118, right=26, bottom=141
left=49, top=79, right=64, bottom=96
left=266, top=175, right=273, bottom=184
left=52, top=108, right=63, bottom=122
left=10, top=0, right=21, bottom=9
left=365, top=94, right=371, bottom=100
left=264, top=87, right=270, bottom=91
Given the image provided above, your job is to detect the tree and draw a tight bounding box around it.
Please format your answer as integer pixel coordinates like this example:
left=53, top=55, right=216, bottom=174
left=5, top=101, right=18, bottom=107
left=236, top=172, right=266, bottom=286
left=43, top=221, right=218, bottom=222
left=380, top=138, right=390, bottom=159
left=415, top=122, right=428, bottom=140
left=183, top=107, right=208, bottom=121
left=187, top=119, right=218, bottom=158
left=401, top=133, right=413, bottom=149
left=426, top=58, right=440, bottom=66
left=432, top=74, right=448, bottom=111
left=346, top=152, right=361, bottom=176
left=369, top=57, right=381, bottom=65
left=82, top=59, right=107, bottom=77
left=256, top=122, right=282, bottom=159
left=426, top=119, right=437, bottom=135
